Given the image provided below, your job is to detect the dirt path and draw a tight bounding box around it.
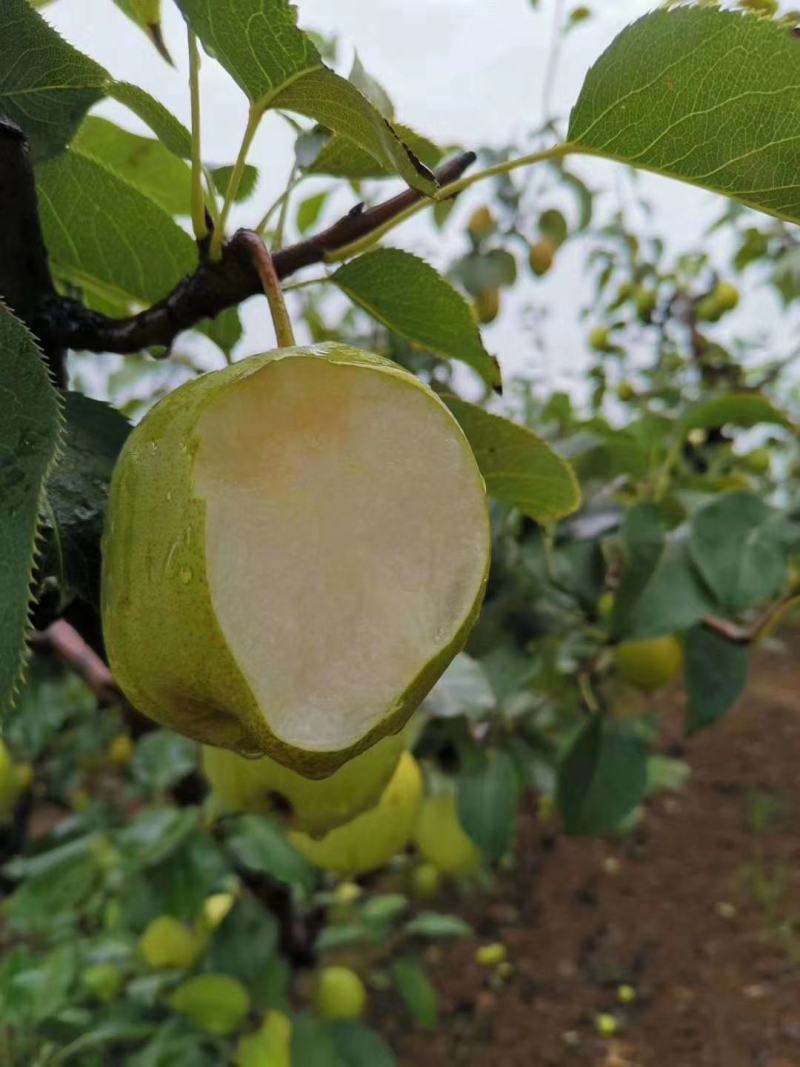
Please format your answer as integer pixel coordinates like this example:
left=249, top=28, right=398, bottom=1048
left=374, top=644, right=800, bottom=1067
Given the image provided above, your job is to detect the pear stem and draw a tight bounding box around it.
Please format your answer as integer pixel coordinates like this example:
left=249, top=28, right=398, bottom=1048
left=239, top=230, right=296, bottom=348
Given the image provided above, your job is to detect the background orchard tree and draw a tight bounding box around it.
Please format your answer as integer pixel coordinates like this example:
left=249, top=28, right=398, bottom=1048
left=3, top=0, right=800, bottom=1063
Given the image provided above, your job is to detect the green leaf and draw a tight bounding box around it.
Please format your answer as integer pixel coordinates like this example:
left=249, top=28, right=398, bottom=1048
left=36, top=149, right=197, bottom=306
left=273, top=70, right=436, bottom=193
left=296, top=191, right=328, bottom=234
left=568, top=7, right=800, bottom=224
left=197, top=308, right=243, bottom=359
left=679, top=393, right=791, bottom=435
left=684, top=625, right=748, bottom=734
left=112, top=0, right=172, bottom=63
left=0, top=0, right=108, bottom=160
left=457, top=749, right=520, bottom=861
left=305, top=124, right=442, bottom=182
left=627, top=539, right=716, bottom=640
left=689, top=492, right=788, bottom=613
left=331, top=1022, right=396, bottom=1067
left=348, top=53, right=394, bottom=119
left=333, top=249, right=500, bottom=387
left=131, top=731, right=197, bottom=792
left=175, top=1, right=434, bottom=191
left=423, top=654, right=495, bottom=720
left=116, top=808, right=198, bottom=868
left=211, top=163, right=259, bottom=202
left=557, top=717, right=647, bottom=835
left=0, top=306, right=63, bottom=717
left=73, top=116, right=192, bottom=218
left=108, top=82, right=192, bottom=158
left=609, top=503, right=665, bottom=640
left=291, top=1016, right=343, bottom=1067
left=405, top=913, right=473, bottom=939
left=43, top=392, right=130, bottom=606
left=227, top=815, right=316, bottom=891
left=175, top=0, right=321, bottom=111
left=443, top=397, right=581, bottom=523
left=390, top=958, right=438, bottom=1030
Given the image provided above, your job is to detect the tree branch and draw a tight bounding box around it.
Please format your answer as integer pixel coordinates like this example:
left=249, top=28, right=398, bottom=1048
left=0, top=120, right=66, bottom=384
left=36, top=151, right=477, bottom=357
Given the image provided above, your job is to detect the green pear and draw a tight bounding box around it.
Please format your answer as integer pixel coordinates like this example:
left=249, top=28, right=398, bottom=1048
left=168, top=973, right=250, bottom=1035
left=414, top=788, right=482, bottom=877
left=102, top=344, right=490, bottom=777
left=203, top=731, right=404, bottom=837
left=290, top=752, right=423, bottom=874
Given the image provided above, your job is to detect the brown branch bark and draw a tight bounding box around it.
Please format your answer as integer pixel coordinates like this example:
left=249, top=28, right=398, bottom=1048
left=35, top=151, right=476, bottom=357
left=0, top=120, right=66, bottom=384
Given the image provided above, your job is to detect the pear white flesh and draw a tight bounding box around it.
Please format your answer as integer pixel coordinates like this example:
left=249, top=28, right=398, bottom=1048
left=102, top=344, right=490, bottom=773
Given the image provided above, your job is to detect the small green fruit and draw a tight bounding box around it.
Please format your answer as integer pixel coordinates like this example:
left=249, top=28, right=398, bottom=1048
left=315, top=966, right=366, bottom=1021
left=743, top=447, right=771, bottom=474
left=474, top=288, right=500, bottom=324
left=616, top=382, right=635, bottom=402
left=414, top=789, right=482, bottom=877
left=714, top=281, right=740, bottom=311
left=202, top=731, right=404, bottom=837
left=138, top=915, right=206, bottom=970
left=589, top=326, right=612, bottom=352
left=467, top=205, right=496, bottom=240
left=82, top=962, right=123, bottom=1003
left=202, top=892, right=236, bottom=930
left=528, top=239, right=556, bottom=277
left=595, top=1012, right=619, bottom=1037
left=475, top=943, right=507, bottom=967
left=597, top=592, right=615, bottom=619
left=236, top=1011, right=292, bottom=1067
left=290, top=752, right=423, bottom=874
left=169, top=973, right=250, bottom=1035
left=102, top=344, right=490, bottom=778
left=634, top=287, right=657, bottom=322
left=410, top=861, right=442, bottom=899
left=614, top=635, right=682, bottom=692
left=617, top=984, right=637, bottom=1004
left=0, top=740, right=27, bottom=824
left=107, top=734, right=134, bottom=765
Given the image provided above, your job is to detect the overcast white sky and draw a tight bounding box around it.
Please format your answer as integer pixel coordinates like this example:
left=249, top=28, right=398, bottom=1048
left=47, top=0, right=788, bottom=397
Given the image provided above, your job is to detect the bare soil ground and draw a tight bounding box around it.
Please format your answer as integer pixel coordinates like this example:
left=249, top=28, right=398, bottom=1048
left=374, top=641, right=800, bottom=1067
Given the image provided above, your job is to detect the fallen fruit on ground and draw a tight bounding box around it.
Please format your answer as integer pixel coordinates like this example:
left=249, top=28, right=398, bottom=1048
left=168, top=973, right=250, bottom=1035
left=138, top=915, right=206, bottom=970
left=315, top=966, right=367, bottom=1021
left=414, top=789, right=482, bottom=877
left=102, top=344, right=490, bottom=777
left=202, top=730, right=404, bottom=837
left=290, top=752, right=423, bottom=874
left=614, top=635, right=683, bottom=692
left=410, top=861, right=442, bottom=899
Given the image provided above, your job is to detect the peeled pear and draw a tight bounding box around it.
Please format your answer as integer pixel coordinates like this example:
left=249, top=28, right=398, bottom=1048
left=290, top=752, right=423, bottom=874
left=102, top=344, right=490, bottom=777
left=202, top=730, right=404, bottom=837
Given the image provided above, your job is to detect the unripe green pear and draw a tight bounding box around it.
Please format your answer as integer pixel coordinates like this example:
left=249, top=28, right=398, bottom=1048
left=589, top=326, right=612, bottom=352
left=290, top=752, right=423, bottom=874
left=315, top=966, right=366, bottom=1021
left=82, top=962, right=123, bottom=1003
left=236, top=1011, right=292, bottom=1067
left=528, top=238, right=556, bottom=277
left=467, top=205, right=496, bottom=240
left=138, top=915, right=206, bottom=970
left=102, top=344, right=490, bottom=778
left=414, top=789, right=482, bottom=877
left=634, top=286, right=657, bottom=322
left=169, top=973, right=250, bottom=1035
left=474, top=288, right=500, bottom=324
left=614, top=635, right=682, bottom=692
left=202, top=731, right=404, bottom=837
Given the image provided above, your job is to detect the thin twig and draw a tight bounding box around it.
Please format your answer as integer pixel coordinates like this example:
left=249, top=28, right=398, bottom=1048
left=35, top=152, right=477, bottom=356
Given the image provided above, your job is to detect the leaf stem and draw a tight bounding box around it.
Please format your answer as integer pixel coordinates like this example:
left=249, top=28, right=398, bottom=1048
left=187, top=28, right=208, bottom=243
left=209, top=106, right=262, bottom=261
left=326, top=143, right=572, bottom=264
left=238, top=230, right=296, bottom=347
